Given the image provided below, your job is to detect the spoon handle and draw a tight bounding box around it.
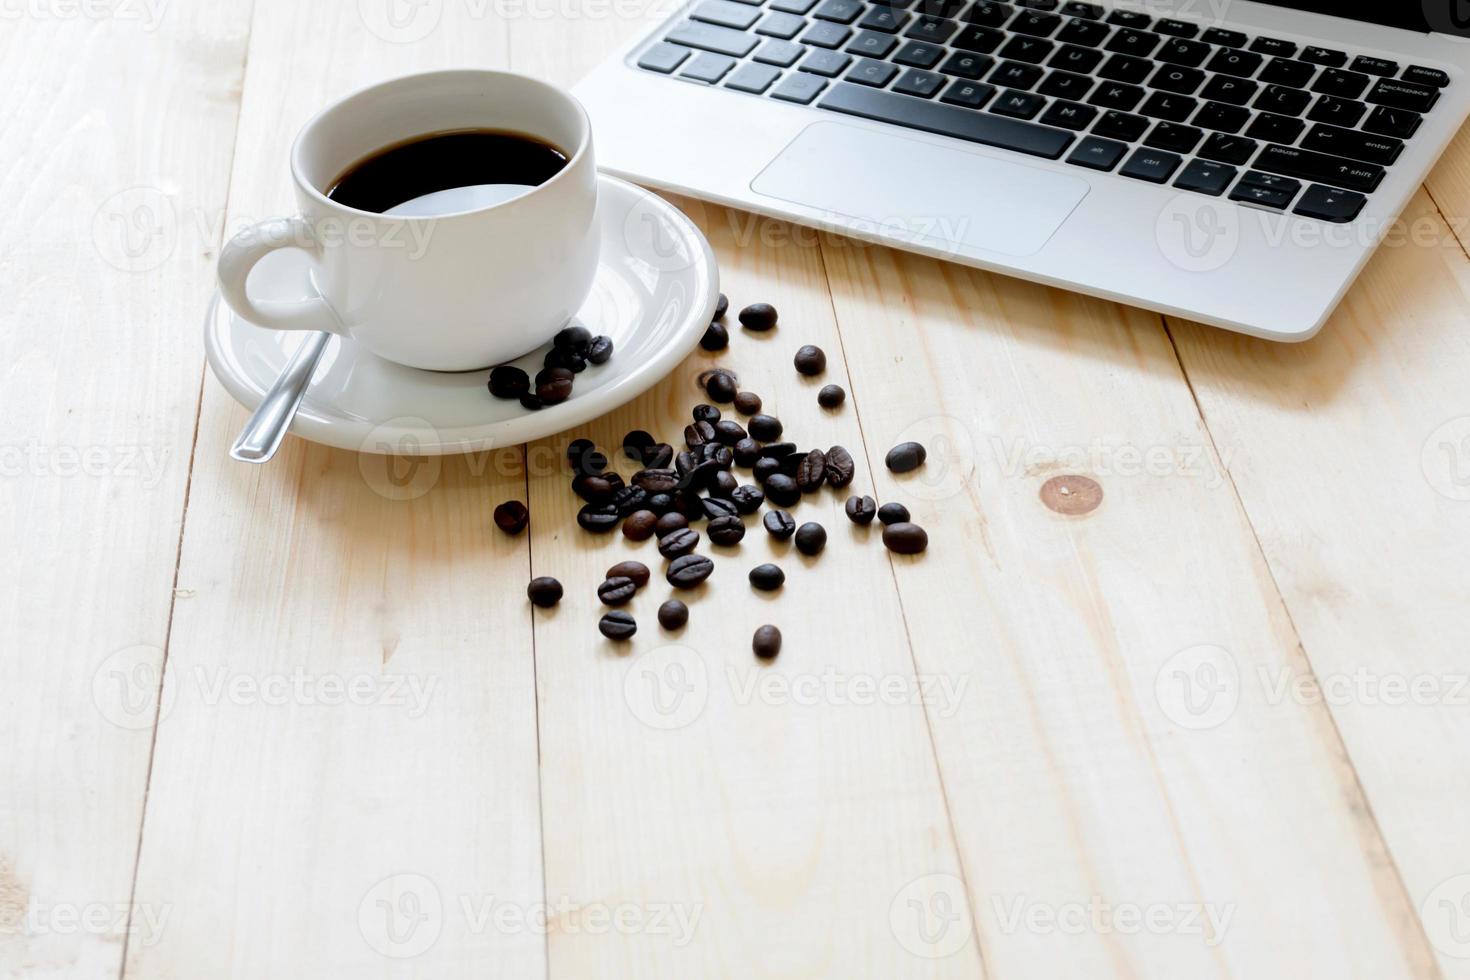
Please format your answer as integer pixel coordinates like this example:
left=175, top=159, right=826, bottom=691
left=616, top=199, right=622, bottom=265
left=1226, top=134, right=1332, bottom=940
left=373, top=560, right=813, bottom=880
left=229, top=330, right=332, bottom=463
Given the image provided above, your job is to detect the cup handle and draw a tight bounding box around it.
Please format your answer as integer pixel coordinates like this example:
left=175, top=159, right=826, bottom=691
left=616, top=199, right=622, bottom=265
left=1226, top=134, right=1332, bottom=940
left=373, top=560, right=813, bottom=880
left=217, top=217, right=342, bottom=333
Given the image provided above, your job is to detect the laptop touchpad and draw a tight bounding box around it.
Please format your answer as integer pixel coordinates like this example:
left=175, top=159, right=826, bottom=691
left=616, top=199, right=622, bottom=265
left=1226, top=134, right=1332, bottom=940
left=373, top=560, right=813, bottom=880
left=751, top=121, right=1089, bottom=258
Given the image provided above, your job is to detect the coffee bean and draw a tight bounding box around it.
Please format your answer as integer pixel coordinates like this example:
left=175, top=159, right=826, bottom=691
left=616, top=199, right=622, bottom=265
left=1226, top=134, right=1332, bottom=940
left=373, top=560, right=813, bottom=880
left=622, top=510, right=658, bottom=541
left=877, top=502, right=910, bottom=525
left=519, top=394, right=543, bottom=411
left=526, top=576, right=563, bottom=607
left=714, top=420, right=747, bottom=445
left=734, top=391, right=762, bottom=415
left=885, top=441, right=927, bottom=473
left=633, top=468, right=681, bottom=494
left=714, top=292, right=728, bottom=319
left=764, top=510, right=796, bottom=540
left=676, top=488, right=704, bottom=518
left=646, top=443, right=674, bottom=469
left=794, top=344, right=826, bottom=375
left=749, top=563, right=785, bottom=591
left=622, top=429, right=656, bottom=461
left=544, top=347, right=585, bottom=373
left=753, top=624, right=782, bottom=659
left=818, top=384, right=846, bottom=409
left=844, top=495, right=877, bottom=525
left=573, top=474, right=614, bottom=503
left=658, top=527, right=700, bottom=559
left=731, top=484, right=765, bottom=514
left=707, top=515, right=746, bottom=546
left=598, top=576, right=638, bottom=606
left=667, top=554, right=714, bottom=589
left=692, top=403, right=720, bottom=424
left=710, top=445, right=735, bottom=470
left=825, top=445, right=856, bottom=488
left=599, top=610, right=636, bottom=640
left=578, top=503, right=621, bottom=532
left=795, top=449, right=827, bottom=492
left=566, top=437, right=595, bottom=470
left=748, top=414, right=783, bottom=442
left=739, top=302, right=778, bottom=331
left=612, top=485, right=648, bottom=516
left=655, top=512, right=688, bottom=538
left=709, top=471, right=737, bottom=499
left=794, top=522, right=826, bottom=556
left=688, top=459, right=722, bottom=491
left=882, top=522, right=928, bottom=554
left=587, top=335, right=614, bottom=364
left=733, top=438, right=761, bottom=467
left=764, top=473, right=801, bottom=507
left=489, top=365, right=530, bottom=399
left=493, top=500, right=529, bottom=535
left=536, top=366, right=574, bottom=404
left=606, top=560, right=651, bottom=587
left=701, top=321, right=729, bottom=351
left=702, top=496, right=740, bottom=521
left=752, top=457, right=782, bottom=484
left=776, top=449, right=805, bottom=477
left=705, top=371, right=737, bottom=404
left=684, top=420, right=716, bottom=448
left=658, top=599, right=689, bottom=630
left=759, top=441, right=796, bottom=459
left=675, top=451, right=698, bottom=479
left=554, top=325, right=592, bottom=352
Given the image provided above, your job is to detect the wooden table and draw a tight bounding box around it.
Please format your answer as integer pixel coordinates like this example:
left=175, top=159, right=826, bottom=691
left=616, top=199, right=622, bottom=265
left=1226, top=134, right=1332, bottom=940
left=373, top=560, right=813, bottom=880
left=6, top=1, right=1470, bottom=977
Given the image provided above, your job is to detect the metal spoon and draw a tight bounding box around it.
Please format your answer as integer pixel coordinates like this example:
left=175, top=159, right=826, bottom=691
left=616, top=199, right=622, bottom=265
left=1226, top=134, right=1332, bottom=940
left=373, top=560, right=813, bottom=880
left=229, top=330, right=332, bottom=463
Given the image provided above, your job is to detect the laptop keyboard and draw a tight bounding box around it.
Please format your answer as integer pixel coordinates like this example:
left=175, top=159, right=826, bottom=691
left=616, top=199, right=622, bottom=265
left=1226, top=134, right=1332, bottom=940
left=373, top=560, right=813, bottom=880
left=635, top=0, right=1451, bottom=223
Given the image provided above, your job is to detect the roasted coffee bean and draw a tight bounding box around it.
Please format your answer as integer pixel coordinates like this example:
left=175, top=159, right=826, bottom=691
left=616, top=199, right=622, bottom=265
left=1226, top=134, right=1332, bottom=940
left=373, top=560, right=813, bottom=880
left=489, top=365, right=530, bottom=399
left=622, top=429, right=656, bottom=461
left=711, top=445, right=735, bottom=470
left=566, top=437, right=595, bottom=469
left=700, top=321, right=729, bottom=351
left=646, top=492, right=675, bottom=515
left=747, top=414, right=783, bottom=442
left=622, top=510, right=658, bottom=541
left=612, top=486, right=648, bottom=516
left=658, top=599, right=689, bottom=630
left=714, top=292, right=729, bottom=319
left=578, top=502, right=622, bottom=532
left=577, top=450, right=609, bottom=476
left=667, top=553, right=714, bottom=589
left=692, top=403, right=720, bottom=424
left=795, top=449, right=827, bottom=492
left=845, top=495, right=877, bottom=525
left=606, top=560, right=651, bottom=588
left=573, top=474, right=615, bottom=503
left=708, top=515, right=746, bottom=546
left=825, top=445, right=856, bottom=488
left=704, top=371, right=737, bottom=404
left=697, top=441, right=722, bottom=462
left=793, top=344, right=826, bottom=375
left=544, top=347, right=585, bottom=373
left=675, top=451, right=698, bottom=479
left=883, top=522, right=929, bottom=554
left=688, top=459, right=722, bottom=491
left=647, top=443, right=675, bottom=469
left=711, top=470, right=739, bottom=498
left=598, top=576, right=638, bottom=606
left=586, top=335, right=614, bottom=364
left=752, top=457, right=782, bottom=484
left=684, top=421, right=715, bottom=448
left=733, top=438, right=761, bottom=467
left=885, top=441, right=927, bottom=473
left=739, top=303, right=778, bottom=331
left=818, top=384, right=846, bottom=409
left=764, top=474, right=801, bottom=508
left=749, top=563, right=785, bottom=591
left=734, top=391, right=762, bottom=415
left=599, top=610, right=637, bottom=640
left=676, top=488, right=705, bottom=518
left=764, top=510, right=796, bottom=540
left=554, top=324, right=592, bottom=352
left=519, top=393, right=543, bottom=411
left=655, top=512, right=689, bottom=538
left=714, top=420, right=747, bottom=445
left=526, top=576, right=563, bottom=607
left=633, top=468, right=681, bottom=494
left=493, top=500, right=529, bottom=535
left=878, top=502, right=910, bottom=525
left=702, top=496, right=740, bottom=521
left=731, top=484, right=765, bottom=514
left=658, top=527, right=700, bottom=559
left=794, top=522, right=826, bottom=556
left=536, top=366, right=574, bottom=405
left=777, top=450, right=806, bottom=477
left=753, top=624, right=782, bottom=659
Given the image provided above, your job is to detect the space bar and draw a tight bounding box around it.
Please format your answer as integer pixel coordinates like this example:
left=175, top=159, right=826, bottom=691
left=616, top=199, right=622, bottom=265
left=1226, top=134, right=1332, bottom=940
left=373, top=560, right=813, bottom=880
left=817, top=83, right=1075, bottom=160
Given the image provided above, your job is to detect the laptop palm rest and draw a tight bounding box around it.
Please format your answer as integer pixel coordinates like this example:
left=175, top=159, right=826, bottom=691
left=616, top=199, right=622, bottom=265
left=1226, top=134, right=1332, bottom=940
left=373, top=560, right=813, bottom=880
left=750, top=121, right=1090, bottom=258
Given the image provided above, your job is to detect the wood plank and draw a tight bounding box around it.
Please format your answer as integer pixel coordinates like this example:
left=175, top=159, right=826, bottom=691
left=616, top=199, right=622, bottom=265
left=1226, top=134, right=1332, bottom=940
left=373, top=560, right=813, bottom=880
left=124, top=4, right=545, bottom=977
left=0, top=4, right=251, bottom=978
left=821, top=237, right=1439, bottom=977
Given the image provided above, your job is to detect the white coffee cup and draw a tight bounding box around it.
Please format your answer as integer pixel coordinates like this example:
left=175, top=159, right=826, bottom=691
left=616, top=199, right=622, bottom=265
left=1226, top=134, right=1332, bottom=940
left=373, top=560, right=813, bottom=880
left=217, top=70, right=599, bottom=372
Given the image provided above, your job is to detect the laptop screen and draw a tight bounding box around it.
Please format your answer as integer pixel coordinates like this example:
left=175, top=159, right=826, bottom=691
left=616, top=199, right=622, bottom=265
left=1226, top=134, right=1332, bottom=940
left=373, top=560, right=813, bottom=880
left=1255, top=1, right=1470, bottom=38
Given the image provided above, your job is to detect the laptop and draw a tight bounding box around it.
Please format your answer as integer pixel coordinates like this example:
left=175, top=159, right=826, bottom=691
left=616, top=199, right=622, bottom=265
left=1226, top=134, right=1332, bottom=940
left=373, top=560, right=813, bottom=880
left=575, top=1, right=1470, bottom=340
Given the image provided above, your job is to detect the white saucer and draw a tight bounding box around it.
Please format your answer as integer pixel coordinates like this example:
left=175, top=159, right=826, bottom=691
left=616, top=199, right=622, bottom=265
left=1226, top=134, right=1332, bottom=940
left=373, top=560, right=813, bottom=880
left=205, top=175, right=718, bottom=454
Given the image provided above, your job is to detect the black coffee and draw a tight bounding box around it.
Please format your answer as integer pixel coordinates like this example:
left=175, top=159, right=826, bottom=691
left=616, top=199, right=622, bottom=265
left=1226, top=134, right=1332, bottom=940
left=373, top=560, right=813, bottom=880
left=326, top=129, right=568, bottom=215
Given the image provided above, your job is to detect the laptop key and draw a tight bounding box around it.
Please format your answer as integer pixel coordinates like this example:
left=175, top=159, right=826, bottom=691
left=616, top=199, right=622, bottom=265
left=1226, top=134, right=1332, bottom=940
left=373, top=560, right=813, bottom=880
left=1351, top=55, right=1398, bottom=77
left=1301, top=124, right=1402, bottom=165
left=812, top=0, right=862, bottom=21
left=952, top=25, right=1004, bottom=53
left=1040, top=99, right=1097, bottom=129
left=770, top=0, right=817, bottom=12
left=800, top=21, right=852, bottom=46
left=1145, top=121, right=1203, bottom=153
left=846, top=30, right=898, bottom=56
left=1254, top=144, right=1385, bottom=192
left=1092, top=110, right=1148, bottom=141
left=1106, top=27, right=1159, bottom=58
left=1209, top=49, right=1263, bottom=78
left=638, top=42, right=692, bottom=73
left=906, top=15, right=958, bottom=42
left=1197, top=132, right=1258, bottom=165
left=1229, top=182, right=1295, bottom=209
left=1039, top=71, right=1093, bottom=100
left=666, top=21, right=760, bottom=56
left=1245, top=112, right=1305, bottom=144
left=1050, top=43, right=1103, bottom=73
left=1009, top=10, right=1062, bottom=36
left=692, top=0, right=762, bottom=29
left=1140, top=92, right=1197, bottom=122
left=941, top=78, right=997, bottom=106
left=801, top=49, right=853, bottom=75
left=1240, top=170, right=1302, bottom=194
left=858, top=5, right=910, bottom=31
left=1066, top=135, right=1128, bottom=170
left=963, top=0, right=1010, bottom=27
left=725, top=62, right=783, bottom=92
left=1258, top=58, right=1315, bottom=88
left=1120, top=148, right=1182, bottom=182
left=1250, top=37, right=1296, bottom=58
left=1362, top=105, right=1422, bottom=138
left=1201, top=27, right=1246, bottom=48
left=940, top=51, right=994, bottom=77
left=682, top=52, right=738, bottom=82
left=1294, top=184, right=1367, bottom=222
left=991, top=61, right=1044, bottom=89
left=1150, top=65, right=1205, bottom=95
left=771, top=72, right=829, bottom=102
left=1194, top=101, right=1251, bottom=133
left=1000, top=35, right=1054, bottom=63
left=893, top=67, right=946, bottom=96
left=754, top=38, right=805, bottom=65
left=1055, top=17, right=1108, bottom=46
left=1154, top=18, right=1198, bottom=38
left=1106, top=9, right=1149, bottom=27
left=1255, top=85, right=1311, bottom=116
left=1307, top=95, right=1366, bottom=127
left=847, top=57, right=899, bottom=86
left=1200, top=75, right=1257, bottom=105
left=894, top=41, right=945, bottom=68
left=1300, top=46, right=1347, bottom=68
left=1174, top=159, right=1237, bottom=195
left=757, top=11, right=808, bottom=36
left=1156, top=39, right=1211, bottom=68
left=993, top=89, right=1047, bottom=118
left=1089, top=82, right=1144, bottom=111
left=1312, top=68, right=1370, bottom=99
left=1099, top=54, right=1152, bottom=84
left=1404, top=65, right=1450, bottom=88
left=1367, top=78, right=1440, bottom=113
left=818, top=81, right=1077, bottom=157
left=1062, top=1, right=1103, bottom=16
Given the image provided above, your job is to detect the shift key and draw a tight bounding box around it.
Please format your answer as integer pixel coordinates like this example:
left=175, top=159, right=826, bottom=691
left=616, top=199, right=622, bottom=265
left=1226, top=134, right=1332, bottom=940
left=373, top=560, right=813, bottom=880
left=1253, top=144, right=1384, bottom=193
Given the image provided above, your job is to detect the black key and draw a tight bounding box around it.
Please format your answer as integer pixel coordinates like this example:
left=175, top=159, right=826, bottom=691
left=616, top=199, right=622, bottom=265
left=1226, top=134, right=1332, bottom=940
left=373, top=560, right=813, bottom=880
left=993, top=88, right=1047, bottom=118
left=1312, top=68, right=1369, bottom=99
left=941, top=78, right=996, bottom=105
left=847, top=57, right=899, bottom=85
left=1209, top=48, right=1263, bottom=78
left=1000, top=35, right=1054, bottom=63
left=667, top=21, right=760, bottom=56
left=1404, top=65, right=1450, bottom=88
left=991, top=61, right=1044, bottom=89
left=1240, top=170, right=1302, bottom=195
left=1250, top=36, right=1296, bottom=58
left=846, top=29, right=899, bottom=56
left=1362, top=105, right=1422, bottom=138
left=1120, top=147, right=1181, bottom=182
left=801, top=20, right=852, bottom=45
left=1201, top=27, right=1246, bottom=47
left=1106, top=9, right=1149, bottom=27
left=1061, top=1, right=1103, bottom=17
left=801, top=49, right=852, bottom=75
left=1055, top=17, right=1108, bottom=46
left=682, top=52, right=737, bottom=82
left=952, top=25, right=1003, bottom=53
left=1145, top=120, right=1203, bottom=153
left=1067, top=135, right=1128, bottom=170
left=1049, top=43, right=1103, bottom=73
left=1198, top=132, right=1258, bottom=164
left=1301, top=124, right=1403, bottom=165
left=1294, top=184, right=1367, bottom=222
left=1200, top=75, right=1257, bottom=105
left=1307, top=95, right=1366, bottom=127
left=638, top=42, right=691, bottom=73
left=1099, top=54, right=1152, bottom=84
left=1300, top=46, right=1347, bottom=68
left=1258, top=58, right=1315, bottom=88
left=725, top=62, right=783, bottom=92
left=913, top=0, right=966, bottom=16
left=1255, top=84, right=1311, bottom=116
left=1009, top=10, right=1062, bottom=36
left=757, top=11, right=808, bottom=37
left=1092, top=109, right=1148, bottom=141
left=1089, top=81, right=1144, bottom=110
left=858, top=5, right=910, bottom=31
left=1351, top=55, right=1398, bottom=77
left=1230, top=181, right=1295, bottom=209
left=1156, top=38, right=1210, bottom=68
left=963, top=0, right=1010, bottom=27
left=905, top=15, right=958, bottom=42
left=693, top=0, right=763, bottom=28
left=1039, top=70, right=1092, bottom=99
left=1246, top=112, right=1305, bottom=144
left=1019, top=0, right=1060, bottom=9
left=1368, top=78, right=1440, bottom=113
left=772, top=72, right=829, bottom=101
left=1140, top=92, right=1197, bottom=122
left=1154, top=18, right=1198, bottom=38
left=940, top=51, right=995, bottom=77
left=1254, top=143, right=1385, bottom=192
left=893, top=67, right=945, bottom=95
left=1174, top=158, right=1237, bottom=195
left=1194, top=101, right=1251, bottom=132
left=1040, top=98, right=1097, bottom=129
left=755, top=38, right=805, bottom=65
left=818, top=81, right=1077, bottom=156
left=1106, top=27, right=1159, bottom=58
left=1150, top=64, right=1205, bottom=95
left=812, top=0, right=862, bottom=21
left=894, top=40, right=945, bottom=67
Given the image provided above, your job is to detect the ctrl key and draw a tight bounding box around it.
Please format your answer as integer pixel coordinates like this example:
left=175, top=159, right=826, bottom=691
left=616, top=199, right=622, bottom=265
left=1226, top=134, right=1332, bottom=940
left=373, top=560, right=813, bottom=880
left=1294, top=184, right=1367, bottom=223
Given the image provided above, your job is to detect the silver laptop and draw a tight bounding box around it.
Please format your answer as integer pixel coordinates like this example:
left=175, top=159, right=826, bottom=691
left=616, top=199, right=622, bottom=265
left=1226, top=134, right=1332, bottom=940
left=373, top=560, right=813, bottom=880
left=575, top=1, right=1470, bottom=340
